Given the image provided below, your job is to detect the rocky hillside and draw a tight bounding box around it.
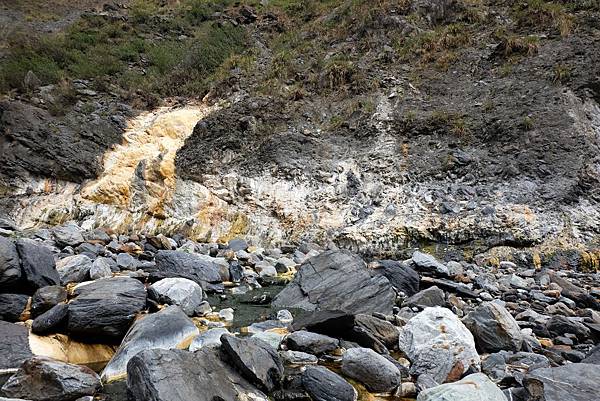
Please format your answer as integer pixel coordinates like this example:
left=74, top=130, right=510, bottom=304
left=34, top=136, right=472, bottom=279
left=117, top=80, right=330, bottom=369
left=1, top=0, right=600, bottom=264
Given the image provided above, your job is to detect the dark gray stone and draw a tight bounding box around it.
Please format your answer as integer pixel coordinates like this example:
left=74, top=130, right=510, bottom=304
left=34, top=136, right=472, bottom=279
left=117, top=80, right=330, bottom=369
left=353, top=314, right=400, bottom=352
left=221, top=334, right=284, bottom=392
left=372, top=260, right=420, bottom=296
left=228, top=238, right=248, bottom=252
left=411, top=251, right=449, bottom=276
left=0, top=294, right=29, bottom=322
left=0, top=237, right=21, bottom=286
left=463, top=302, right=524, bottom=353
left=56, top=255, right=92, bottom=285
left=0, top=321, right=33, bottom=369
left=15, top=239, right=60, bottom=291
left=152, top=250, right=223, bottom=292
left=272, top=250, right=395, bottom=314
left=582, top=345, right=600, bottom=364
left=341, top=347, right=401, bottom=392
left=524, top=363, right=600, bottom=401
left=545, top=316, right=591, bottom=342
left=31, top=303, right=68, bottom=335
left=68, top=277, right=146, bottom=341
left=52, top=224, right=85, bottom=247
left=126, top=348, right=268, bottom=401
left=1, top=357, right=100, bottom=401
left=286, top=330, right=339, bottom=355
left=404, top=286, right=445, bottom=309
left=301, top=365, right=357, bottom=401
left=31, top=286, right=67, bottom=317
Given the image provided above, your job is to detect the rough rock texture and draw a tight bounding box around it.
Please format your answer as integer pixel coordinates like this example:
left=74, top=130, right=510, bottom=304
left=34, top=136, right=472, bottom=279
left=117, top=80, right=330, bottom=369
left=398, top=307, right=480, bottom=383
left=0, top=237, right=21, bottom=286
left=0, top=294, right=29, bottom=322
left=301, top=365, right=357, bottom=401
left=148, top=278, right=203, bottom=316
left=188, top=328, right=229, bottom=351
left=372, top=260, right=420, bottom=296
left=463, top=301, right=524, bottom=353
left=51, top=224, right=84, bottom=247
left=55, top=255, right=92, bottom=285
left=15, top=239, right=60, bottom=291
left=286, top=330, right=339, bottom=355
left=127, top=348, right=268, bottom=401
left=404, top=286, right=445, bottom=309
left=0, top=321, right=33, bottom=369
left=272, top=250, right=395, bottom=314
left=67, top=277, right=146, bottom=341
left=31, top=303, right=68, bottom=335
left=416, top=373, right=507, bottom=401
left=1, top=357, right=101, bottom=401
left=341, top=347, right=401, bottom=392
left=152, top=250, right=223, bottom=292
left=220, top=334, right=284, bottom=392
left=31, top=286, right=67, bottom=318
left=523, top=363, right=600, bottom=401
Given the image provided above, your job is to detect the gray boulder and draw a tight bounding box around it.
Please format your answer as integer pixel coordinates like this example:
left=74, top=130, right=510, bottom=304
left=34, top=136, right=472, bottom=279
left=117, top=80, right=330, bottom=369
left=0, top=294, right=29, bottom=322
left=127, top=348, right=268, bottom=401
left=89, top=257, right=112, bottom=280
left=221, top=334, right=284, bottom=392
left=1, top=357, right=100, bottom=401
left=116, top=252, right=138, bottom=271
left=152, top=250, right=223, bottom=292
left=0, top=321, right=33, bottom=369
left=286, top=330, right=339, bottom=355
left=148, top=278, right=203, bottom=316
left=372, top=260, right=420, bottom=296
left=399, top=307, right=480, bottom=383
left=68, top=277, right=146, bottom=341
left=272, top=250, right=395, bottom=314
left=411, top=251, right=449, bottom=276
left=16, top=239, right=60, bottom=290
left=582, top=345, right=600, bottom=364
left=404, top=286, right=445, bottom=309
left=101, top=305, right=198, bottom=382
left=417, top=373, right=507, bottom=401
left=0, top=237, right=21, bottom=286
left=56, top=255, right=92, bottom=285
left=31, top=286, right=67, bottom=317
left=301, top=365, right=357, bottom=401
left=52, top=224, right=85, bottom=247
left=545, top=315, right=591, bottom=342
left=31, top=303, right=68, bottom=335
left=189, top=328, right=230, bottom=351
left=463, top=301, right=523, bottom=353
left=341, top=347, right=401, bottom=392
left=524, top=363, right=600, bottom=401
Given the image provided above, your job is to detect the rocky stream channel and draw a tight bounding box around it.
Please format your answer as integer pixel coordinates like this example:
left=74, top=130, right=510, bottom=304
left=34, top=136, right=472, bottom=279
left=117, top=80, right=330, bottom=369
left=0, top=221, right=599, bottom=401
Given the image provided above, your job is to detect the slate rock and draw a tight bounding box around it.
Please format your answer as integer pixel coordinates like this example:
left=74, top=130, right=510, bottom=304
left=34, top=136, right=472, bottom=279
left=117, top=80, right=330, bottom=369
left=341, top=347, right=401, bottom=392
left=16, top=239, right=60, bottom=290
left=280, top=350, right=318, bottom=365
left=31, top=285, right=67, bottom=318
left=89, top=257, right=112, bottom=280
left=463, top=301, right=524, bottom=353
left=0, top=294, right=29, bottom=322
left=302, top=365, right=357, bottom=401
left=581, top=344, right=600, bottom=364
left=273, top=250, right=395, bottom=314
left=148, top=278, right=203, bottom=316
left=116, top=253, right=137, bottom=271
left=31, top=303, right=69, bottom=335
left=56, top=255, right=92, bottom=285
left=353, top=314, right=400, bottom=352
left=126, top=348, right=268, bottom=401
left=0, top=321, right=33, bottom=369
left=416, top=373, right=507, bottom=401
left=372, top=260, right=420, bottom=296
left=545, top=315, right=591, bottom=342
left=189, top=328, right=229, bottom=351
left=52, top=224, right=85, bottom=247
left=221, top=334, right=284, bottom=392
left=101, top=305, right=199, bottom=382
left=228, top=238, right=248, bottom=252
left=404, top=286, right=445, bottom=309
left=1, top=357, right=100, bottom=401
left=68, top=277, right=146, bottom=341
left=152, top=250, right=223, bottom=292
left=286, top=330, right=339, bottom=355
left=524, top=363, right=600, bottom=401
left=398, top=307, right=480, bottom=383
left=0, top=237, right=21, bottom=286
left=411, top=251, right=449, bottom=276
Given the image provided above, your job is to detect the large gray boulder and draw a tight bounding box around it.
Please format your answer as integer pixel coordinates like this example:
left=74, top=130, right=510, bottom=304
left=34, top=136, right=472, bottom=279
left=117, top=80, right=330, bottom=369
left=101, top=305, right=199, bottom=382
left=1, top=357, right=100, bottom=401
left=416, top=373, right=507, bottom=401
left=286, top=330, right=339, bottom=355
left=411, top=251, right=449, bottom=276
left=0, top=321, right=33, bottom=369
left=67, top=277, right=146, bottom=341
left=404, top=286, right=445, bottom=309
left=51, top=224, right=85, bottom=247
left=272, top=250, right=395, bottom=314
left=398, top=307, right=480, bottom=383
left=31, top=286, right=67, bottom=317
left=31, top=303, right=68, bottom=335
left=15, top=239, right=60, bottom=290
left=523, top=363, right=600, bottom=401
left=127, top=348, right=268, bottom=401
left=341, top=347, right=401, bottom=392
left=220, top=334, right=284, bottom=392
left=0, top=237, right=21, bottom=286
left=371, top=260, right=420, bottom=296
left=148, top=278, right=203, bottom=316
left=301, top=365, right=357, bottom=401
left=152, top=250, right=223, bottom=292
left=463, top=301, right=523, bottom=353
left=55, top=255, right=92, bottom=285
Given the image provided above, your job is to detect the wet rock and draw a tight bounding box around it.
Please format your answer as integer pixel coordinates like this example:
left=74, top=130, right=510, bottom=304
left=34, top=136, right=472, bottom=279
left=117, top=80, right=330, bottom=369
left=0, top=237, right=21, bottom=286
left=404, top=286, right=445, bottom=309
left=0, top=321, right=33, bottom=369
left=0, top=294, right=29, bottom=322
left=524, top=363, right=600, bottom=401
left=221, top=334, right=284, bottom=392
left=56, top=255, right=92, bottom=285
left=1, top=357, right=100, bottom=401
left=417, top=373, right=507, bottom=401
left=101, top=305, right=198, bottom=382
left=127, top=348, right=268, bottom=401
left=341, top=347, right=401, bottom=392
left=463, top=301, right=523, bottom=353
left=301, top=365, right=357, bottom=401
left=398, top=307, right=480, bottom=383
left=545, top=315, right=591, bottom=342
left=273, top=250, right=395, bottom=314
left=31, top=303, right=68, bottom=335
left=16, top=239, right=60, bottom=290
left=372, top=260, right=420, bottom=296
left=31, top=286, right=67, bottom=317
left=189, top=328, right=229, bottom=351
left=286, top=330, right=339, bottom=355
left=68, top=277, right=146, bottom=341
left=152, top=250, right=223, bottom=292
left=411, top=251, right=449, bottom=277
left=52, top=224, right=85, bottom=247
left=148, top=278, right=203, bottom=316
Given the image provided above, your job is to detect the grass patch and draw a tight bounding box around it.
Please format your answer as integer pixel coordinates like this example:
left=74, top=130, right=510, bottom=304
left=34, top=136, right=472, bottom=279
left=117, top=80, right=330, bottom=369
left=512, top=1, right=576, bottom=37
